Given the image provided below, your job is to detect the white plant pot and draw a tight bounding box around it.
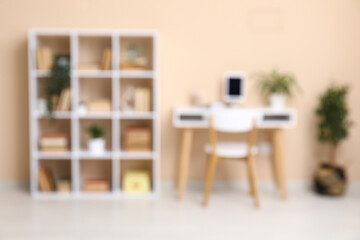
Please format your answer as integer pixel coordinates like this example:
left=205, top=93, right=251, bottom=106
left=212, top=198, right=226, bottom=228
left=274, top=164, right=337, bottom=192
left=269, top=93, right=286, bottom=109
left=88, top=138, right=106, bottom=155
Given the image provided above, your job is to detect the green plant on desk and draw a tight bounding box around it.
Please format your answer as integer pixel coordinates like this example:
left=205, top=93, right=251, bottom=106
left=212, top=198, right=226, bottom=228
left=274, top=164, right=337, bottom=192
left=257, top=69, right=299, bottom=97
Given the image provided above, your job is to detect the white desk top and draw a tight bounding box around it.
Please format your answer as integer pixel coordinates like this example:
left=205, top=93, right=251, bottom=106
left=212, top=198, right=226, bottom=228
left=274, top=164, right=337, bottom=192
left=173, top=106, right=297, bottom=129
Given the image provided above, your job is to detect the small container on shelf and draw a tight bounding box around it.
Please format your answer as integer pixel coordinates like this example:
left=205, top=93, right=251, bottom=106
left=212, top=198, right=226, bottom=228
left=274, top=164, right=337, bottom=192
left=123, top=170, right=151, bottom=194
left=124, top=127, right=152, bottom=152
left=120, top=159, right=153, bottom=194
left=120, top=119, right=153, bottom=153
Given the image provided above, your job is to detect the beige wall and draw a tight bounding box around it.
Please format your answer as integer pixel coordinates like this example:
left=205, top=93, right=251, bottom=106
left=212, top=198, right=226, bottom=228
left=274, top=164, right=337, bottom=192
left=0, top=0, right=359, bottom=182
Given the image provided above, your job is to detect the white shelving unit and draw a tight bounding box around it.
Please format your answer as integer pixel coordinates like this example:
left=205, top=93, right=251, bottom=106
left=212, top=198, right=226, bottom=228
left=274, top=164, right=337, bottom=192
left=28, top=28, right=160, bottom=199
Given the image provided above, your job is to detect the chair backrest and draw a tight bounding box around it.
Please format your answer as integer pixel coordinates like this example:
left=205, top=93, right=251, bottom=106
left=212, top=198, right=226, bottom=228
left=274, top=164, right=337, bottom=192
left=211, top=108, right=259, bottom=133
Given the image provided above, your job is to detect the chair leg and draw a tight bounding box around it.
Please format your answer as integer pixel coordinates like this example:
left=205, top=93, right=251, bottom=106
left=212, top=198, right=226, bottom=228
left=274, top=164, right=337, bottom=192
left=248, top=167, right=255, bottom=197
left=247, top=156, right=260, bottom=208
left=202, top=154, right=218, bottom=207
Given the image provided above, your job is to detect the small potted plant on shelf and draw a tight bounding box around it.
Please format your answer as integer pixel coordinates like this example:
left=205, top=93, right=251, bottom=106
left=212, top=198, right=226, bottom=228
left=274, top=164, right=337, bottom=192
left=257, top=69, right=299, bottom=109
left=88, top=124, right=106, bottom=155
left=314, top=84, right=352, bottom=196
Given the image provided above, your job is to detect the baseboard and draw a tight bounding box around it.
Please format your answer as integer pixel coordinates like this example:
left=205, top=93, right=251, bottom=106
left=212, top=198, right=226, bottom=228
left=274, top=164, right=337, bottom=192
left=1, top=180, right=359, bottom=193
left=160, top=180, right=360, bottom=192
left=0, top=180, right=29, bottom=191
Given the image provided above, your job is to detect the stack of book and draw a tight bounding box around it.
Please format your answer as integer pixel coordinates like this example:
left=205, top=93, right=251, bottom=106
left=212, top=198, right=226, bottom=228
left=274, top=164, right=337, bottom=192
left=83, top=179, right=110, bottom=192
left=55, top=88, right=71, bottom=111
left=40, top=133, right=68, bottom=152
left=134, top=87, right=151, bottom=112
left=124, top=127, right=151, bottom=151
left=88, top=98, right=112, bottom=112
left=38, top=166, right=55, bottom=192
left=101, top=47, right=112, bottom=70
left=36, top=47, right=53, bottom=70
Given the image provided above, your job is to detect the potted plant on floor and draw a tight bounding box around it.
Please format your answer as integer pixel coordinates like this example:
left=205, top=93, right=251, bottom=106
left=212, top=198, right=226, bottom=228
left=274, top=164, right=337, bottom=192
left=88, top=124, right=106, bottom=155
left=314, top=84, right=352, bottom=196
left=257, top=69, right=299, bottom=109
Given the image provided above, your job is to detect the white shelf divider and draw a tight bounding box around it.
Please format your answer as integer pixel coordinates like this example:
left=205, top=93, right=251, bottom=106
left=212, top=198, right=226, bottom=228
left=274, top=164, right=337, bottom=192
left=29, top=28, right=160, bottom=199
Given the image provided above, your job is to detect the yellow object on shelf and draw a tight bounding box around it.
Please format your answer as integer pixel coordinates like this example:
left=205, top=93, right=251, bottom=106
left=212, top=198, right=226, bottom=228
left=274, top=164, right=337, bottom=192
left=123, top=171, right=151, bottom=193
left=57, top=178, right=71, bottom=192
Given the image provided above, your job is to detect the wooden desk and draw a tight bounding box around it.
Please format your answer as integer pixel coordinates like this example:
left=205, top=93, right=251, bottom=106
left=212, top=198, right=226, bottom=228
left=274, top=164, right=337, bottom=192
left=173, top=107, right=297, bottom=201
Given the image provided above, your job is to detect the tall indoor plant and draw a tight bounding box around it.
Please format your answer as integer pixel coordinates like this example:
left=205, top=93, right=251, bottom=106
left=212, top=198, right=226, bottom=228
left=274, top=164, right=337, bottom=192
left=257, top=69, right=299, bottom=109
left=314, top=84, right=352, bottom=195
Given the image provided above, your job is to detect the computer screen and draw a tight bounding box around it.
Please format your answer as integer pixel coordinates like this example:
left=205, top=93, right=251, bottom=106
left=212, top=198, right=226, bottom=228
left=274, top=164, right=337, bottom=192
left=228, top=78, right=242, bottom=96
left=223, top=71, right=246, bottom=104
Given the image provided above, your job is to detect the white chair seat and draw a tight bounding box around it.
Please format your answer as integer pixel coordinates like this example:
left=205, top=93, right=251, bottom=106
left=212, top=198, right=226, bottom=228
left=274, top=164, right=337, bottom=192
left=205, top=142, right=259, bottom=158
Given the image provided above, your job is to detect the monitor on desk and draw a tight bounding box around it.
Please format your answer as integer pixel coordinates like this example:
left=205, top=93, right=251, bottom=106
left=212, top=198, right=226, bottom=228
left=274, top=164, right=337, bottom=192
left=223, top=71, right=246, bottom=104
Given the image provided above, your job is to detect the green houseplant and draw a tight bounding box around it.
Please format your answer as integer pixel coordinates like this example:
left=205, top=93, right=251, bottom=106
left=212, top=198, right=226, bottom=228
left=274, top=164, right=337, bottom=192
left=87, top=124, right=106, bottom=155
left=46, top=56, right=70, bottom=114
left=314, top=84, right=352, bottom=196
left=257, top=69, right=299, bottom=109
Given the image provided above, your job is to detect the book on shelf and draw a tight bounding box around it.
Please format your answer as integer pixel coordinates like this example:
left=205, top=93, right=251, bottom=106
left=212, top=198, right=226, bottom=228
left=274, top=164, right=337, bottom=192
left=134, top=87, right=151, bottom=112
left=40, top=133, right=68, bottom=152
left=40, top=146, right=68, bottom=152
left=36, top=47, right=53, bottom=70
left=124, top=127, right=151, bottom=152
left=38, top=166, right=55, bottom=192
left=101, top=47, right=112, bottom=70
left=83, top=179, right=110, bottom=192
left=57, top=177, right=71, bottom=192
left=78, top=64, right=101, bottom=71
left=56, top=88, right=71, bottom=111
left=88, top=98, right=112, bottom=112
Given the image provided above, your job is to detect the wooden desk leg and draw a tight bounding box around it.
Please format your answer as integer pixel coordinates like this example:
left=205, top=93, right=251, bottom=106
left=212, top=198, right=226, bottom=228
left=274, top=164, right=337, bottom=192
left=272, top=129, right=287, bottom=200
left=177, top=128, right=193, bottom=200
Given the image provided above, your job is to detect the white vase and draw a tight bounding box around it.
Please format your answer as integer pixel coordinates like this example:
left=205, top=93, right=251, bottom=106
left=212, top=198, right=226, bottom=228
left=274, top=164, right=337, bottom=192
left=88, top=138, right=106, bottom=155
left=78, top=104, right=88, bottom=115
left=269, top=93, right=286, bottom=109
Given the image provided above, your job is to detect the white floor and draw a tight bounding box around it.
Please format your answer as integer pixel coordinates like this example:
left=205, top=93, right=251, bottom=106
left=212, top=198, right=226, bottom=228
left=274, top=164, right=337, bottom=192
left=0, top=183, right=359, bottom=240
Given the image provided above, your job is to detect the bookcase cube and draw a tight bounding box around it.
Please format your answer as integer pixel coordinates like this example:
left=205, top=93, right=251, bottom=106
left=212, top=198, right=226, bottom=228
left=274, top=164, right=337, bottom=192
left=29, top=29, right=159, bottom=199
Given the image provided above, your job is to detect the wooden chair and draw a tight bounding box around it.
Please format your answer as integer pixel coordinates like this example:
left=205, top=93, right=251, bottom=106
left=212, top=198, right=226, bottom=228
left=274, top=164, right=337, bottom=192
left=202, top=108, right=260, bottom=208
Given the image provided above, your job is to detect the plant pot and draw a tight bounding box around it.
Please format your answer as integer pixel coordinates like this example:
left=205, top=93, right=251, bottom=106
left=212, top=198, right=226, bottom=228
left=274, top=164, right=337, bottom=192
left=269, top=93, right=286, bottom=109
left=88, top=138, right=106, bottom=155
left=314, top=163, right=347, bottom=196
